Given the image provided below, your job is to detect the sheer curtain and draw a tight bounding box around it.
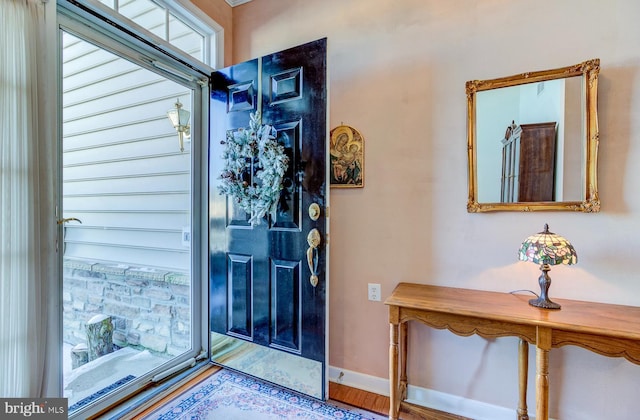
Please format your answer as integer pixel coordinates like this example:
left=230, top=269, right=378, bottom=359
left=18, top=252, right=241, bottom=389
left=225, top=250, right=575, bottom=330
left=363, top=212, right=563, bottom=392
left=0, top=0, right=54, bottom=398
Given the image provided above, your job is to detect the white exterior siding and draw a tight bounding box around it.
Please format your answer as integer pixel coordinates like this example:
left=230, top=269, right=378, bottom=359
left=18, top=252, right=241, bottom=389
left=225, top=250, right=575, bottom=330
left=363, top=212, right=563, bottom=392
left=62, top=30, right=192, bottom=272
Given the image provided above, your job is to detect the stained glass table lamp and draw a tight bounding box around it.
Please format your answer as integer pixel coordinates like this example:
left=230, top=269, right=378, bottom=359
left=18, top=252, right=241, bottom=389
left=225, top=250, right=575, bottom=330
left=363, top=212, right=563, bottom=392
left=518, top=224, right=577, bottom=310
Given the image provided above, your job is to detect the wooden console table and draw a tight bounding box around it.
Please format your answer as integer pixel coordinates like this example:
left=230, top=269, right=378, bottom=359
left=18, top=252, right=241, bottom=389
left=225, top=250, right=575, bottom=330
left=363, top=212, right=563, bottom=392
left=385, top=282, right=640, bottom=420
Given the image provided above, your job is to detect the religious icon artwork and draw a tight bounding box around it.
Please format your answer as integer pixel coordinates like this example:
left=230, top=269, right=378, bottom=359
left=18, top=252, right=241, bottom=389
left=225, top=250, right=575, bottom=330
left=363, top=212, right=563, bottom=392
left=329, top=125, right=364, bottom=188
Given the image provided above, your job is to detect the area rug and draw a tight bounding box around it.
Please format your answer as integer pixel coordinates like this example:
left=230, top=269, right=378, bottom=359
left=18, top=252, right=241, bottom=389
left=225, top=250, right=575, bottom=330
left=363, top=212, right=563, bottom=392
left=143, top=369, right=386, bottom=419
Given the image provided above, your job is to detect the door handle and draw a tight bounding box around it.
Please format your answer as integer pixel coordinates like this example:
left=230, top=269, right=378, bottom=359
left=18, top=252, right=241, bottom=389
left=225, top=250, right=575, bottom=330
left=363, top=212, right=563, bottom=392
left=306, top=228, right=321, bottom=287
left=56, top=217, right=82, bottom=252
left=57, top=217, right=82, bottom=225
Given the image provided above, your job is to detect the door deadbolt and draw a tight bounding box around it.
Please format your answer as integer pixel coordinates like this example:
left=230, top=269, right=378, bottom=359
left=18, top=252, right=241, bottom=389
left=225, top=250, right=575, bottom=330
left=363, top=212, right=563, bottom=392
left=308, top=203, right=320, bottom=221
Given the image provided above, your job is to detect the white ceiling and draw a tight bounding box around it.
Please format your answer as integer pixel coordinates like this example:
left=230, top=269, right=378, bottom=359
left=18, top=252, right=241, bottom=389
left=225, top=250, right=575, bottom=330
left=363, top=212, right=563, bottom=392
left=225, top=0, right=252, bottom=6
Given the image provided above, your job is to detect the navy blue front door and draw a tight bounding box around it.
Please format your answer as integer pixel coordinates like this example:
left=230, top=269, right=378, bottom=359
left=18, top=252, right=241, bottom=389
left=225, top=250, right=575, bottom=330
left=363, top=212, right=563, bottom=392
left=209, top=39, right=327, bottom=399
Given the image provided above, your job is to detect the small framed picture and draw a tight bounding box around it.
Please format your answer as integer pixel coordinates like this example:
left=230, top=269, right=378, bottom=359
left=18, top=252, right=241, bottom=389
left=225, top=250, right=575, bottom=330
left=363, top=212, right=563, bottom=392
left=329, top=125, right=364, bottom=188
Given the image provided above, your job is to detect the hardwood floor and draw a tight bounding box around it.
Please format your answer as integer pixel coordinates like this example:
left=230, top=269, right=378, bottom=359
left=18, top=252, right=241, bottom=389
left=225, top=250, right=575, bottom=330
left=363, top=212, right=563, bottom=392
left=118, top=365, right=468, bottom=420
left=122, top=365, right=223, bottom=419
left=329, top=382, right=390, bottom=416
left=329, top=381, right=470, bottom=420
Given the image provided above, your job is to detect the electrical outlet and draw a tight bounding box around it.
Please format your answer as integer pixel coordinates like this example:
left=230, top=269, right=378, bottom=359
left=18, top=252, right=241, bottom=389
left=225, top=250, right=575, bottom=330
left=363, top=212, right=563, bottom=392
left=368, top=283, right=381, bottom=301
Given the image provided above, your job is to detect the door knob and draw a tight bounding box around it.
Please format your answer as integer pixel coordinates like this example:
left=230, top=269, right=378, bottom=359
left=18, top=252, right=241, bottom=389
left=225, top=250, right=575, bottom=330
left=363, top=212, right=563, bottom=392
left=306, top=228, right=321, bottom=287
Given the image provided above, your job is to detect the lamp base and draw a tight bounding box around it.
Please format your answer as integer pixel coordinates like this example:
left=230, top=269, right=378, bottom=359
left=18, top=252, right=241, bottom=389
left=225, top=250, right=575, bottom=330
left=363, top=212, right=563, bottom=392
left=529, top=297, right=561, bottom=310
left=529, top=263, right=562, bottom=310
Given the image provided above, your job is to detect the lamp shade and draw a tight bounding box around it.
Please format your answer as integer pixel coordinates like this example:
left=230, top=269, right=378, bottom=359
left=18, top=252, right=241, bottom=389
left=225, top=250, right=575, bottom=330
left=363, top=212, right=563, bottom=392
left=518, top=223, right=577, bottom=266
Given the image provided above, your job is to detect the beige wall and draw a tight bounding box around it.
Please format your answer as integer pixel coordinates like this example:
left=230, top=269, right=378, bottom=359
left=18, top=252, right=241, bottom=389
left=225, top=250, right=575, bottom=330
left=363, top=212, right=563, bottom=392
left=214, top=0, right=640, bottom=418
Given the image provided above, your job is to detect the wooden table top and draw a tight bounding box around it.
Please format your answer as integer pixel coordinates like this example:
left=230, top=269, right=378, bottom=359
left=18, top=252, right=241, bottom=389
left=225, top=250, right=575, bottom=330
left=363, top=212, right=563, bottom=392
left=385, top=282, right=640, bottom=341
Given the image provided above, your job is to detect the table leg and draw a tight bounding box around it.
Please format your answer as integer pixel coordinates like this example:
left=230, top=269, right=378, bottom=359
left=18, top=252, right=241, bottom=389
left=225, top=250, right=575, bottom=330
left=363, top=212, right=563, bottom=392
left=400, top=322, right=408, bottom=400
left=517, top=339, right=529, bottom=420
left=389, top=322, right=399, bottom=420
left=536, top=329, right=551, bottom=420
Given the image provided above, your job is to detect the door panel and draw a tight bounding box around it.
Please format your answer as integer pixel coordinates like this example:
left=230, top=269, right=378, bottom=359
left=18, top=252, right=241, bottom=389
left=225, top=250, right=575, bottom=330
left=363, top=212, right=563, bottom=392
left=209, top=38, right=327, bottom=399
left=271, top=258, right=301, bottom=353
left=228, top=253, right=253, bottom=339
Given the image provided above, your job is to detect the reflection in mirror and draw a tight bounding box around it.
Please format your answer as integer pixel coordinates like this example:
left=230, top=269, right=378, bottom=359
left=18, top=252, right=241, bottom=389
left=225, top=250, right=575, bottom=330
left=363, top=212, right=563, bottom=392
left=467, top=59, right=600, bottom=212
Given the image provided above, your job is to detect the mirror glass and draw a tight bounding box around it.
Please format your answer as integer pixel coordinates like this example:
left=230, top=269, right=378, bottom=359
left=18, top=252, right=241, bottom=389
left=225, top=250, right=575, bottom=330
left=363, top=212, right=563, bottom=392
left=466, top=59, right=600, bottom=212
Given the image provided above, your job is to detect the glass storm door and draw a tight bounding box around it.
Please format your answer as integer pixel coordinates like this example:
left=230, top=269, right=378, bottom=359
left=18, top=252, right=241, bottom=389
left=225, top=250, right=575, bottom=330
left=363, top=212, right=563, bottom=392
left=60, top=26, right=201, bottom=417
left=209, top=39, right=329, bottom=399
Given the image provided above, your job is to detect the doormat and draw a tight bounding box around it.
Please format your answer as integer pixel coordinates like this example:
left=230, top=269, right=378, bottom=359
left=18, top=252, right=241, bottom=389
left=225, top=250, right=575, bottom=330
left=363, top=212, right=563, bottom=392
left=143, top=369, right=385, bottom=419
left=68, top=375, right=136, bottom=412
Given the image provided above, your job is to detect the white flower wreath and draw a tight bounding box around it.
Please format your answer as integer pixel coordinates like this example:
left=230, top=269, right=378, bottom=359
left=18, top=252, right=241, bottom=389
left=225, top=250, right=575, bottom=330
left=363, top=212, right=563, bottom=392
left=218, top=112, right=289, bottom=224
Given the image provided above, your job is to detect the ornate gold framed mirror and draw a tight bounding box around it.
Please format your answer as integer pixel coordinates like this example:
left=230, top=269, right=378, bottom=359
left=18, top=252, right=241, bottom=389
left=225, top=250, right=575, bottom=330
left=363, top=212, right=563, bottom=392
left=466, top=59, right=600, bottom=212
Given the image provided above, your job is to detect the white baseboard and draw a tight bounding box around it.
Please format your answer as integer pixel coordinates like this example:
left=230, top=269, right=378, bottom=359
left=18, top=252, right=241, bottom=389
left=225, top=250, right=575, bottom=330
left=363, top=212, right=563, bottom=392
left=328, top=366, right=538, bottom=420
left=329, top=365, right=390, bottom=396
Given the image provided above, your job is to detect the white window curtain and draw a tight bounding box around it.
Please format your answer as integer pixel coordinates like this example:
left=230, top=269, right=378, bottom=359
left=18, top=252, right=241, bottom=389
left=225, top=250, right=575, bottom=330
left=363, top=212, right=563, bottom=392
left=0, top=0, right=55, bottom=398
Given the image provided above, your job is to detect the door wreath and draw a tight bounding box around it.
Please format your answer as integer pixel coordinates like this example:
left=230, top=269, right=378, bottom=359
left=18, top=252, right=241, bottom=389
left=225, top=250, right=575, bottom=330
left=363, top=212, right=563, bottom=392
left=218, top=112, right=289, bottom=224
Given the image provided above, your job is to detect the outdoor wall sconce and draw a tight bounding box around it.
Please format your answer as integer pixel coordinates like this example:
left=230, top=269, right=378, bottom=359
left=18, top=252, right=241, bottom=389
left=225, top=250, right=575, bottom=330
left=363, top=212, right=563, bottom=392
left=166, top=98, right=191, bottom=152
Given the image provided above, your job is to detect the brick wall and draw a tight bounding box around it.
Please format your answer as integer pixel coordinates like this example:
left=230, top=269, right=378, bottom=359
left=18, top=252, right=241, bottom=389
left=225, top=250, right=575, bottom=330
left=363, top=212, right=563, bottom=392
left=63, top=259, right=191, bottom=357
